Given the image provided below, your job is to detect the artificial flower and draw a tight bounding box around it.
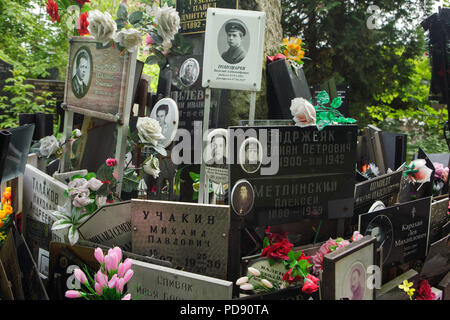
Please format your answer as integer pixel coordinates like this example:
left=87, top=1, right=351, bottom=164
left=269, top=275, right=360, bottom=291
left=87, top=10, right=117, bottom=46
left=145, top=33, right=154, bottom=45
left=143, top=154, right=160, bottom=178
left=39, top=135, right=59, bottom=158
left=106, top=158, right=117, bottom=167
left=236, top=276, right=249, bottom=286
left=416, top=279, right=436, bottom=300
left=282, top=268, right=302, bottom=285
left=260, top=238, right=293, bottom=261
left=302, top=274, right=319, bottom=294
left=76, top=12, right=90, bottom=36
left=87, top=178, right=103, bottom=191
left=239, top=283, right=254, bottom=291
left=136, top=117, right=165, bottom=146
left=68, top=178, right=89, bottom=190
left=74, top=0, right=90, bottom=6
left=153, top=3, right=180, bottom=43
left=405, top=159, right=433, bottom=183
left=266, top=53, right=286, bottom=64
left=247, top=267, right=261, bottom=277
left=72, top=192, right=92, bottom=208
left=114, top=28, right=142, bottom=52
left=282, top=37, right=304, bottom=63
left=290, top=97, right=316, bottom=127
left=46, top=0, right=60, bottom=23
left=352, top=231, right=364, bottom=242
left=261, top=279, right=273, bottom=289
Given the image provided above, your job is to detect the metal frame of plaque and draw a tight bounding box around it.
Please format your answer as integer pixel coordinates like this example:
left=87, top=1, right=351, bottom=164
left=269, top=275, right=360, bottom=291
left=60, top=37, right=138, bottom=196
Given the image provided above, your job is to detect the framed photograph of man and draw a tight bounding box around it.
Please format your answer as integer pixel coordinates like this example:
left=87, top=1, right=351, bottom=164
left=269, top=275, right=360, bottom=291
left=322, top=235, right=377, bottom=300
left=231, top=179, right=255, bottom=217
left=205, top=129, right=228, bottom=184
left=179, top=58, right=200, bottom=87
left=239, top=137, right=263, bottom=174
left=202, top=8, right=266, bottom=91
left=64, top=36, right=137, bottom=122
left=149, top=98, right=179, bottom=148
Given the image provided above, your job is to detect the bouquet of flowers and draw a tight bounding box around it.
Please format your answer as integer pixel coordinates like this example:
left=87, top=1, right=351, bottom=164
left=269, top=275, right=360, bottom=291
left=398, top=278, right=436, bottom=300
left=65, top=246, right=134, bottom=300
left=47, top=171, right=109, bottom=245
left=236, top=227, right=319, bottom=295
left=0, top=187, right=14, bottom=246
left=266, top=36, right=307, bottom=77
left=45, top=0, right=181, bottom=68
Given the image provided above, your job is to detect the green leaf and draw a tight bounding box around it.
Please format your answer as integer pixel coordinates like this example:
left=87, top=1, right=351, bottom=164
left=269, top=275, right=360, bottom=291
left=189, top=172, right=200, bottom=182
left=84, top=172, right=97, bottom=180
left=145, top=55, right=158, bottom=65
left=149, top=31, right=163, bottom=45
left=71, top=174, right=84, bottom=181
left=330, top=97, right=342, bottom=109
left=117, top=3, right=128, bottom=21
left=116, top=18, right=127, bottom=31
left=152, top=144, right=167, bottom=156
left=129, top=11, right=143, bottom=25
left=316, top=91, right=330, bottom=106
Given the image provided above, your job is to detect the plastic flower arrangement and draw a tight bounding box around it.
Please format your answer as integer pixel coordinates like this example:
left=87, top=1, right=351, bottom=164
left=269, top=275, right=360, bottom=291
left=45, top=0, right=181, bottom=68
left=0, top=187, right=14, bottom=246
left=65, top=247, right=134, bottom=300
left=398, top=279, right=436, bottom=300
left=281, top=37, right=305, bottom=65
left=403, top=159, right=433, bottom=184
left=48, top=172, right=109, bottom=245
left=236, top=227, right=319, bottom=295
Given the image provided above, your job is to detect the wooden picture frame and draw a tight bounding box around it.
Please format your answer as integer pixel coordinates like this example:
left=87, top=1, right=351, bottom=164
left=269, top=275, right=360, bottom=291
left=322, top=235, right=377, bottom=300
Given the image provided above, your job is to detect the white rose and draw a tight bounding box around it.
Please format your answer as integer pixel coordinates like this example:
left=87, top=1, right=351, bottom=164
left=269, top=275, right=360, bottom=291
left=114, top=28, right=142, bottom=52
left=290, top=97, right=316, bottom=127
left=95, top=196, right=107, bottom=208
left=39, top=135, right=59, bottom=158
left=68, top=187, right=90, bottom=199
left=73, top=129, right=82, bottom=138
left=153, top=3, right=180, bottom=43
left=143, top=155, right=160, bottom=178
left=87, top=10, right=117, bottom=46
left=136, top=117, right=164, bottom=146
left=87, top=178, right=103, bottom=191
left=407, top=159, right=433, bottom=183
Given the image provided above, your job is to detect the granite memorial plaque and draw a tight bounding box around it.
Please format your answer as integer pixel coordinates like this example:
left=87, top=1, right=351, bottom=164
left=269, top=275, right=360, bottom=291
left=24, top=79, right=65, bottom=102
left=131, top=199, right=230, bottom=279
left=64, top=36, right=136, bottom=122
left=78, top=201, right=132, bottom=252
left=246, top=258, right=287, bottom=289
left=128, top=259, right=233, bottom=300
left=429, top=197, right=450, bottom=245
left=359, top=197, right=432, bottom=267
left=228, top=125, right=357, bottom=224
left=354, top=171, right=403, bottom=216
left=176, top=0, right=239, bottom=34
left=22, top=164, right=68, bottom=229
left=375, top=269, right=419, bottom=300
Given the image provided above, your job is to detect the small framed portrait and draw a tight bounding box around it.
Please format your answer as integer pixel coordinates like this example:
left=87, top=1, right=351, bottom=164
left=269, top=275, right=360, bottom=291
left=202, top=8, right=266, bottom=91
left=205, top=128, right=228, bottom=167
left=231, top=179, right=255, bottom=216
left=179, top=58, right=200, bottom=87
left=71, top=46, right=93, bottom=98
left=322, top=235, right=377, bottom=300
left=150, top=98, right=179, bottom=148
left=239, top=137, right=263, bottom=174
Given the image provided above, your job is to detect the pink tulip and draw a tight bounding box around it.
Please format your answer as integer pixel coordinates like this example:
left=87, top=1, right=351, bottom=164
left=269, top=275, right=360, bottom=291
left=65, top=290, right=82, bottom=299
left=108, top=274, right=118, bottom=289
left=145, top=33, right=154, bottom=45
left=117, top=262, right=125, bottom=277
left=113, top=247, right=123, bottom=263
left=122, top=293, right=131, bottom=300
left=122, top=258, right=132, bottom=273
left=95, top=271, right=108, bottom=288
left=74, top=268, right=88, bottom=285
left=123, top=269, right=134, bottom=284
left=105, top=253, right=118, bottom=272
left=94, top=248, right=104, bottom=264
left=95, top=282, right=104, bottom=295
left=115, top=278, right=125, bottom=294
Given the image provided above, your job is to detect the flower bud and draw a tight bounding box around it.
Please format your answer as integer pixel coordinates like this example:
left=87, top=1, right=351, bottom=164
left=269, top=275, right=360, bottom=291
left=247, top=267, right=261, bottom=277
left=74, top=268, right=88, bottom=285
left=239, top=283, right=254, bottom=291
left=94, top=248, right=104, bottom=264
left=236, top=276, right=249, bottom=286
left=261, top=279, right=273, bottom=288
left=65, top=290, right=82, bottom=298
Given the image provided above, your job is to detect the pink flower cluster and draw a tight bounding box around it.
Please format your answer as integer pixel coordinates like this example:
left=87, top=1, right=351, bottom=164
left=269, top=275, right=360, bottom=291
left=65, top=247, right=133, bottom=300
left=311, top=232, right=364, bottom=274
left=433, top=162, right=449, bottom=183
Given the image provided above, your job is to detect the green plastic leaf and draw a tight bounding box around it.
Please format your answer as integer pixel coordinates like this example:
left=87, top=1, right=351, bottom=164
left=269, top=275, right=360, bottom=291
left=116, top=18, right=127, bottom=31
left=330, top=97, right=342, bottom=109
left=117, top=3, right=128, bottom=20
left=189, top=172, right=200, bottom=181
left=316, top=91, right=330, bottom=106
left=145, top=55, right=158, bottom=65
left=149, top=31, right=163, bottom=45
left=70, top=174, right=83, bottom=181
left=129, top=11, right=143, bottom=25
left=84, top=172, right=97, bottom=180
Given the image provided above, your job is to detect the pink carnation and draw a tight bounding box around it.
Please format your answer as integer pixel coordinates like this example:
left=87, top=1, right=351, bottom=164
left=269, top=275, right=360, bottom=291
left=352, top=231, right=364, bottom=242
left=106, top=158, right=117, bottom=167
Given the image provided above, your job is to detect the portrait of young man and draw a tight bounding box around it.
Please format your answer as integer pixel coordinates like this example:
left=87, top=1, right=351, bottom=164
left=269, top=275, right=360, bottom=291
left=221, top=19, right=247, bottom=64
left=71, top=49, right=91, bottom=98
left=156, top=104, right=171, bottom=139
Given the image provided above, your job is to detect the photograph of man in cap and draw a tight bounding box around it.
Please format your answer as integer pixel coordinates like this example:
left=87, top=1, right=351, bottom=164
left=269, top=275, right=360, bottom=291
left=221, top=19, right=247, bottom=64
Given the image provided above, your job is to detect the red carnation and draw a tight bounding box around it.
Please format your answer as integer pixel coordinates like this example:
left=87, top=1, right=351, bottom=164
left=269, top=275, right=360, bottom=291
left=46, top=0, right=60, bottom=23
left=106, top=158, right=117, bottom=167
left=416, top=279, right=436, bottom=300
left=76, top=12, right=90, bottom=36
left=260, top=238, right=293, bottom=261
left=302, top=274, right=319, bottom=294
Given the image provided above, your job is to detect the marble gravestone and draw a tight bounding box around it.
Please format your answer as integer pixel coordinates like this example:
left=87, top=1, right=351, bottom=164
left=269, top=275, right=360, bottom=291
left=128, top=259, right=233, bottom=300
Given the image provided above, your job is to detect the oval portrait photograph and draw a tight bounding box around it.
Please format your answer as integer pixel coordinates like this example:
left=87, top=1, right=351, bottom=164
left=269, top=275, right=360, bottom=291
left=239, top=137, right=263, bottom=174
left=179, top=58, right=200, bottom=87
left=342, top=261, right=366, bottom=300
left=71, top=46, right=92, bottom=99
left=365, top=214, right=394, bottom=263
left=217, top=18, right=250, bottom=65
left=150, top=98, right=179, bottom=148
left=231, top=179, right=255, bottom=217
